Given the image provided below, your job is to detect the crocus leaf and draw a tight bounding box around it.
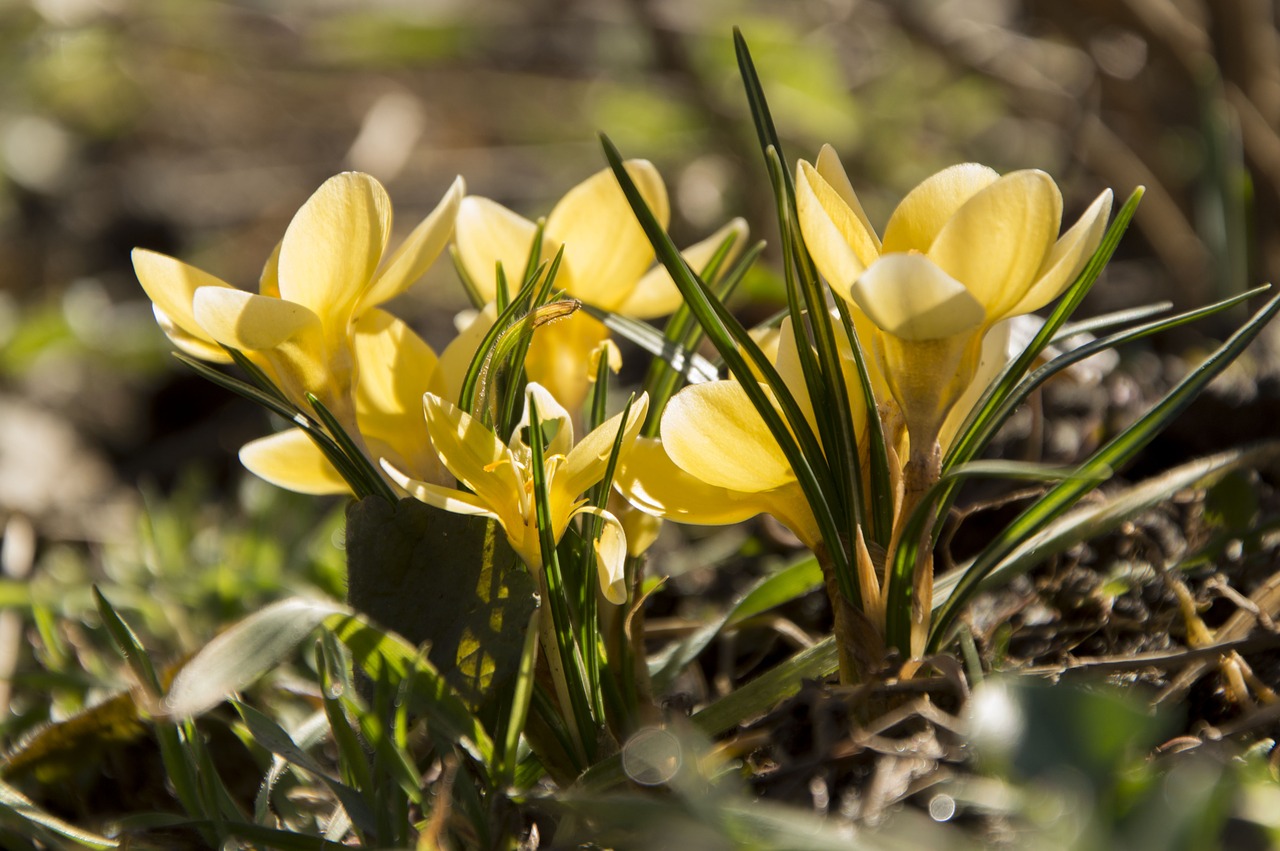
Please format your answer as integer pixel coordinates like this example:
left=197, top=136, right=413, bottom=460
left=344, top=496, right=537, bottom=711
left=165, top=598, right=343, bottom=719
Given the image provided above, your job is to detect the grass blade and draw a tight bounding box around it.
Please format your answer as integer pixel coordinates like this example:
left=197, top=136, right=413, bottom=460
left=930, top=289, right=1280, bottom=650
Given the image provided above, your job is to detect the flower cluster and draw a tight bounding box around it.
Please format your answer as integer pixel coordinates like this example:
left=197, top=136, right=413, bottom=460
left=134, top=152, right=1111, bottom=673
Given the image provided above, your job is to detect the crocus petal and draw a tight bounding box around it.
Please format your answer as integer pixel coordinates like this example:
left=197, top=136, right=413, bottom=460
left=258, top=242, right=282, bottom=298
left=192, top=287, right=321, bottom=351
left=928, top=169, right=1062, bottom=319
left=881, top=163, right=999, bottom=254
left=152, top=304, right=232, bottom=363
left=382, top=460, right=501, bottom=521
left=277, top=172, right=391, bottom=324
left=239, top=430, right=349, bottom=495
left=132, top=248, right=235, bottom=352
left=1008, top=189, right=1113, bottom=317
left=545, top=160, right=668, bottom=306
left=519, top=382, right=575, bottom=458
left=352, top=309, right=438, bottom=416
left=617, top=437, right=775, bottom=526
left=773, top=317, right=818, bottom=435
left=618, top=217, right=749, bottom=319
left=523, top=312, right=610, bottom=412
left=937, top=318, right=1015, bottom=450
left=571, top=505, right=628, bottom=605
left=361, top=175, right=464, bottom=311
left=454, top=197, right=539, bottom=302
left=431, top=303, right=495, bottom=402
left=850, top=254, right=985, bottom=341
left=815, top=145, right=881, bottom=264
left=555, top=393, right=648, bottom=511
left=662, top=381, right=793, bottom=493
left=422, top=393, right=525, bottom=530
left=796, top=160, right=869, bottom=299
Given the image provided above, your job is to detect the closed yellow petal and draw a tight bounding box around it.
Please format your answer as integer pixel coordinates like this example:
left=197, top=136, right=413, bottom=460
left=618, top=217, right=749, bottom=319
left=928, top=169, right=1062, bottom=318
left=850, top=254, right=985, bottom=341
left=1008, top=189, right=1113, bottom=317
left=546, top=160, right=668, bottom=306
left=814, top=144, right=881, bottom=264
left=361, top=175, right=464, bottom=311
left=422, top=393, right=525, bottom=531
left=881, top=163, right=999, bottom=254
left=132, top=248, right=235, bottom=352
left=661, top=381, right=792, bottom=493
left=796, top=160, right=869, bottom=299
left=277, top=172, right=391, bottom=325
left=239, top=430, right=349, bottom=495
left=454, top=196, right=539, bottom=302
left=616, top=438, right=774, bottom=526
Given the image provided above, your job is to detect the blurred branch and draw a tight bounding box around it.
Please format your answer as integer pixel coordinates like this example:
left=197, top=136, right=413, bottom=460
left=883, top=0, right=1212, bottom=302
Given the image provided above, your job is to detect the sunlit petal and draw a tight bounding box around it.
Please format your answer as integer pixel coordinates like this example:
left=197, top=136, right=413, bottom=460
left=258, top=242, right=282, bottom=298
left=937, top=318, right=1015, bottom=450
left=132, top=248, right=235, bottom=351
left=572, top=505, right=628, bottom=605
left=454, top=196, right=539, bottom=302
left=928, top=169, right=1062, bottom=318
left=432, top=303, right=496, bottom=401
left=796, top=160, right=869, bottom=299
left=239, top=429, right=349, bottom=495
left=422, top=393, right=524, bottom=529
left=381, top=459, right=501, bottom=521
left=352, top=309, right=438, bottom=416
left=519, top=382, right=575, bottom=457
left=850, top=254, right=985, bottom=341
left=661, top=381, right=793, bottom=493
left=617, top=437, right=774, bottom=525
left=523, top=311, right=610, bottom=412
left=546, top=161, right=668, bottom=306
left=881, top=163, right=999, bottom=254
left=556, top=393, right=648, bottom=508
left=814, top=145, right=881, bottom=264
left=619, top=217, right=749, bottom=319
left=192, top=287, right=321, bottom=351
left=1008, top=189, right=1113, bottom=317
left=277, top=172, right=391, bottom=322
left=152, top=304, right=232, bottom=363
left=361, top=175, right=464, bottom=311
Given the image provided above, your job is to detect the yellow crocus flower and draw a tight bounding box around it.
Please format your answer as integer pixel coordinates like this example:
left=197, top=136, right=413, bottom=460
left=454, top=162, right=747, bottom=410
left=617, top=318, right=867, bottom=553
left=133, top=172, right=464, bottom=446
left=383, top=384, right=649, bottom=605
left=796, top=146, right=1112, bottom=453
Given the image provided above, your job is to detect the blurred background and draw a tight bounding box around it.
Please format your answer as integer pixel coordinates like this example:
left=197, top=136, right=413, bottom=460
left=1, top=0, right=1277, bottom=545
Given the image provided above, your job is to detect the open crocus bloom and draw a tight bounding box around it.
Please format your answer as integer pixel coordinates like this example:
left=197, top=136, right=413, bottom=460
left=238, top=309, right=455, bottom=495
left=796, top=146, right=1112, bottom=452
left=618, top=318, right=868, bottom=552
left=133, top=172, right=464, bottom=443
left=383, top=384, right=648, bottom=605
left=454, top=161, right=747, bottom=410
